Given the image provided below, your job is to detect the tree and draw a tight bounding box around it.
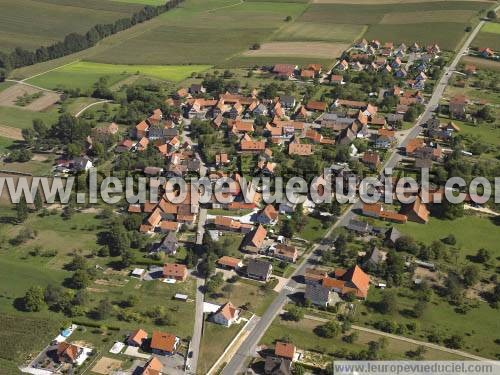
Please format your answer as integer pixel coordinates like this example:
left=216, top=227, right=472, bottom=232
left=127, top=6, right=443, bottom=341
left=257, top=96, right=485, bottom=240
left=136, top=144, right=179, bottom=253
left=23, top=286, right=45, bottom=312
left=292, top=363, right=305, bottom=375
left=443, top=234, right=456, bottom=245
left=69, top=269, right=91, bottom=289
left=22, top=128, right=36, bottom=147
left=67, top=253, right=88, bottom=271
left=394, top=235, right=419, bottom=254
left=379, top=290, right=398, bottom=315
left=121, top=249, right=134, bottom=267
left=94, top=298, right=113, bottom=320
left=285, top=15, right=292, bottom=22
left=250, top=43, right=261, bottom=50
left=284, top=305, right=304, bottom=322
left=487, top=10, right=497, bottom=19
left=413, top=299, right=427, bottom=318
left=446, top=334, right=464, bottom=349
left=475, top=248, right=491, bottom=263
left=462, top=264, right=480, bottom=287
left=441, top=200, right=464, bottom=220
left=34, top=189, right=43, bottom=211
left=16, top=196, right=29, bottom=223
left=108, top=221, right=130, bottom=256
left=316, top=320, right=340, bottom=338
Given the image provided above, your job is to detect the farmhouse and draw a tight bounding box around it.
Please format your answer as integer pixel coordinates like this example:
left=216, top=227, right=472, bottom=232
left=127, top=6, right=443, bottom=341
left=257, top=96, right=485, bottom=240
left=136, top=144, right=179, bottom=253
left=305, top=283, right=339, bottom=307
left=271, top=243, right=298, bottom=263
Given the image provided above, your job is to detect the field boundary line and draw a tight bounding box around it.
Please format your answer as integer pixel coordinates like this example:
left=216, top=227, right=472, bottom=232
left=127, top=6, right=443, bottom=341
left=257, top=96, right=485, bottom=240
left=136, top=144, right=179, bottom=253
left=75, top=100, right=112, bottom=118
left=21, top=60, right=81, bottom=82
left=206, top=0, right=243, bottom=13
left=5, top=79, right=59, bottom=93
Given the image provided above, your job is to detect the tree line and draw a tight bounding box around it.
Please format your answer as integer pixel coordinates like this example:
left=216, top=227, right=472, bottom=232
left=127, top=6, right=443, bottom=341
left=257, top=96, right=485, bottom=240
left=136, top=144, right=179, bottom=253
left=0, top=0, right=184, bottom=76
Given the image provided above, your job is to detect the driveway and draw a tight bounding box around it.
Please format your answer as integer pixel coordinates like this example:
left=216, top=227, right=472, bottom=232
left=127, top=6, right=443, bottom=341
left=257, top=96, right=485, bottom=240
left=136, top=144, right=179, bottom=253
left=123, top=346, right=151, bottom=359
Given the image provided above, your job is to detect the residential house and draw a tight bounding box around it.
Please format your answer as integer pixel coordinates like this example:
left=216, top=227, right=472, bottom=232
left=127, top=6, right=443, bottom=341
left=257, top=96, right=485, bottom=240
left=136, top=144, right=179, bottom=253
left=158, top=232, right=179, bottom=255
left=306, top=101, right=327, bottom=112
left=305, top=283, right=339, bottom=307
left=449, top=95, right=468, bottom=118
left=330, top=75, right=344, bottom=84
left=405, top=138, right=425, bottom=156
left=264, top=356, right=292, bottom=375
left=322, top=265, right=370, bottom=299
left=140, top=357, right=163, bottom=375
left=135, top=121, right=149, bottom=139
left=288, top=139, right=313, bottom=156
left=304, top=267, right=328, bottom=284
left=275, top=342, right=296, bottom=362
left=272, top=244, right=298, bottom=263
left=273, top=64, right=297, bottom=78
left=116, top=139, right=135, bottom=153
left=385, top=226, right=402, bottom=246
left=212, top=301, right=240, bottom=327
left=253, top=103, right=268, bottom=117
left=215, top=153, right=230, bottom=166
left=242, top=224, right=267, bottom=253
left=363, top=247, right=387, bottom=268
left=150, top=331, right=180, bottom=356
left=217, top=256, right=243, bottom=270
left=247, top=259, right=273, bottom=281
left=162, top=263, right=188, bottom=281
left=401, top=196, right=429, bottom=224
left=338, top=60, right=349, bottom=71
left=346, top=219, right=373, bottom=235
left=127, top=329, right=148, bottom=347
left=188, top=84, right=206, bottom=96
left=256, top=204, right=279, bottom=225
left=279, top=95, right=296, bottom=109
left=479, top=47, right=494, bottom=58
left=362, top=151, right=381, bottom=170
left=57, top=342, right=83, bottom=364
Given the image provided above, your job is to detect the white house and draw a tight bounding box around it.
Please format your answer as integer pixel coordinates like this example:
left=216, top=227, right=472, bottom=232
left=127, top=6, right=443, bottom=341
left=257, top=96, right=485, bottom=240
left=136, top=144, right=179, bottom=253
left=212, top=301, right=240, bottom=327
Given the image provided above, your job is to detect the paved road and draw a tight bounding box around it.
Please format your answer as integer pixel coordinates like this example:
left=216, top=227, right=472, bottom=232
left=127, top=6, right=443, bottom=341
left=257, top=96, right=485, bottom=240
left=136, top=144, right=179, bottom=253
left=220, top=13, right=500, bottom=373
left=186, top=275, right=205, bottom=374
left=221, top=207, right=354, bottom=375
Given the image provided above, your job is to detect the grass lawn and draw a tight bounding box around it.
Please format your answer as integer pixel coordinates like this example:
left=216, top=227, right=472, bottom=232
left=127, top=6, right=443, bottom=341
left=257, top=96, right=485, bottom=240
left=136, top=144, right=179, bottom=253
left=0, top=81, right=15, bottom=93
left=198, top=321, right=242, bottom=374
left=209, top=279, right=277, bottom=316
left=451, top=119, right=500, bottom=148
left=472, top=30, right=500, bottom=51
left=395, top=214, right=500, bottom=259
left=207, top=208, right=254, bottom=216
left=111, top=0, right=167, bottom=4
left=357, top=287, right=500, bottom=359
left=297, top=216, right=329, bottom=242
left=0, top=136, right=15, bottom=154
left=26, top=61, right=211, bottom=91
left=0, top=105, right=60, bottom=129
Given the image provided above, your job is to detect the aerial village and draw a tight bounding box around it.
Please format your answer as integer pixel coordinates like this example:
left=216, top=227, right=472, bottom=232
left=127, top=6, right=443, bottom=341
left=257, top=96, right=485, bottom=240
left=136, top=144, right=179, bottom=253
left=19, top=37, right=499, bottom=375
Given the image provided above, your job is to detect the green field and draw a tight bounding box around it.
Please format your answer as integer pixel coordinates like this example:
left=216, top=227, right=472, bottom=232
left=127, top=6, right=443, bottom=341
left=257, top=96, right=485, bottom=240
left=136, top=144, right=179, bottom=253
left=358, top=287, right=500, bottom=359
left=111, top=0, right=166, bottom=4
left=297, top=1, right=490, bottom=51
left=0, top=0, right=143, bottom=52
left=262, top=316, right=469, bottom=361
left=82, top=0, right=308, bottom=65
left=472, top=22, right=500, bottom=50
left=396, top=215, right=500, bottom=259
left=26, top=61, right=211, bottom=90
left=0, top=106, right=60, bottom=129
left=273, top=22, right=367, bottom=43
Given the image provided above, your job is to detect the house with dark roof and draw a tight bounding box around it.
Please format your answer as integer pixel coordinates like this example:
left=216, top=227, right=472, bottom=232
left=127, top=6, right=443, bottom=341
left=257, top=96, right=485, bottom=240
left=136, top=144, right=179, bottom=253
left=385, top=226, right=402, bottom=246
left=158, top=232, right=179, bottom=255
left=346, top=219, right=373, bottom=234
left=256, top=204, right=279, bottom=225
left=247, top=259, right=272, bottom=281
left=264, top=356, right=292, bottom=375
left=305, top=283, right=339, bottom=307
left=363, top=247, right=387, bottom=268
